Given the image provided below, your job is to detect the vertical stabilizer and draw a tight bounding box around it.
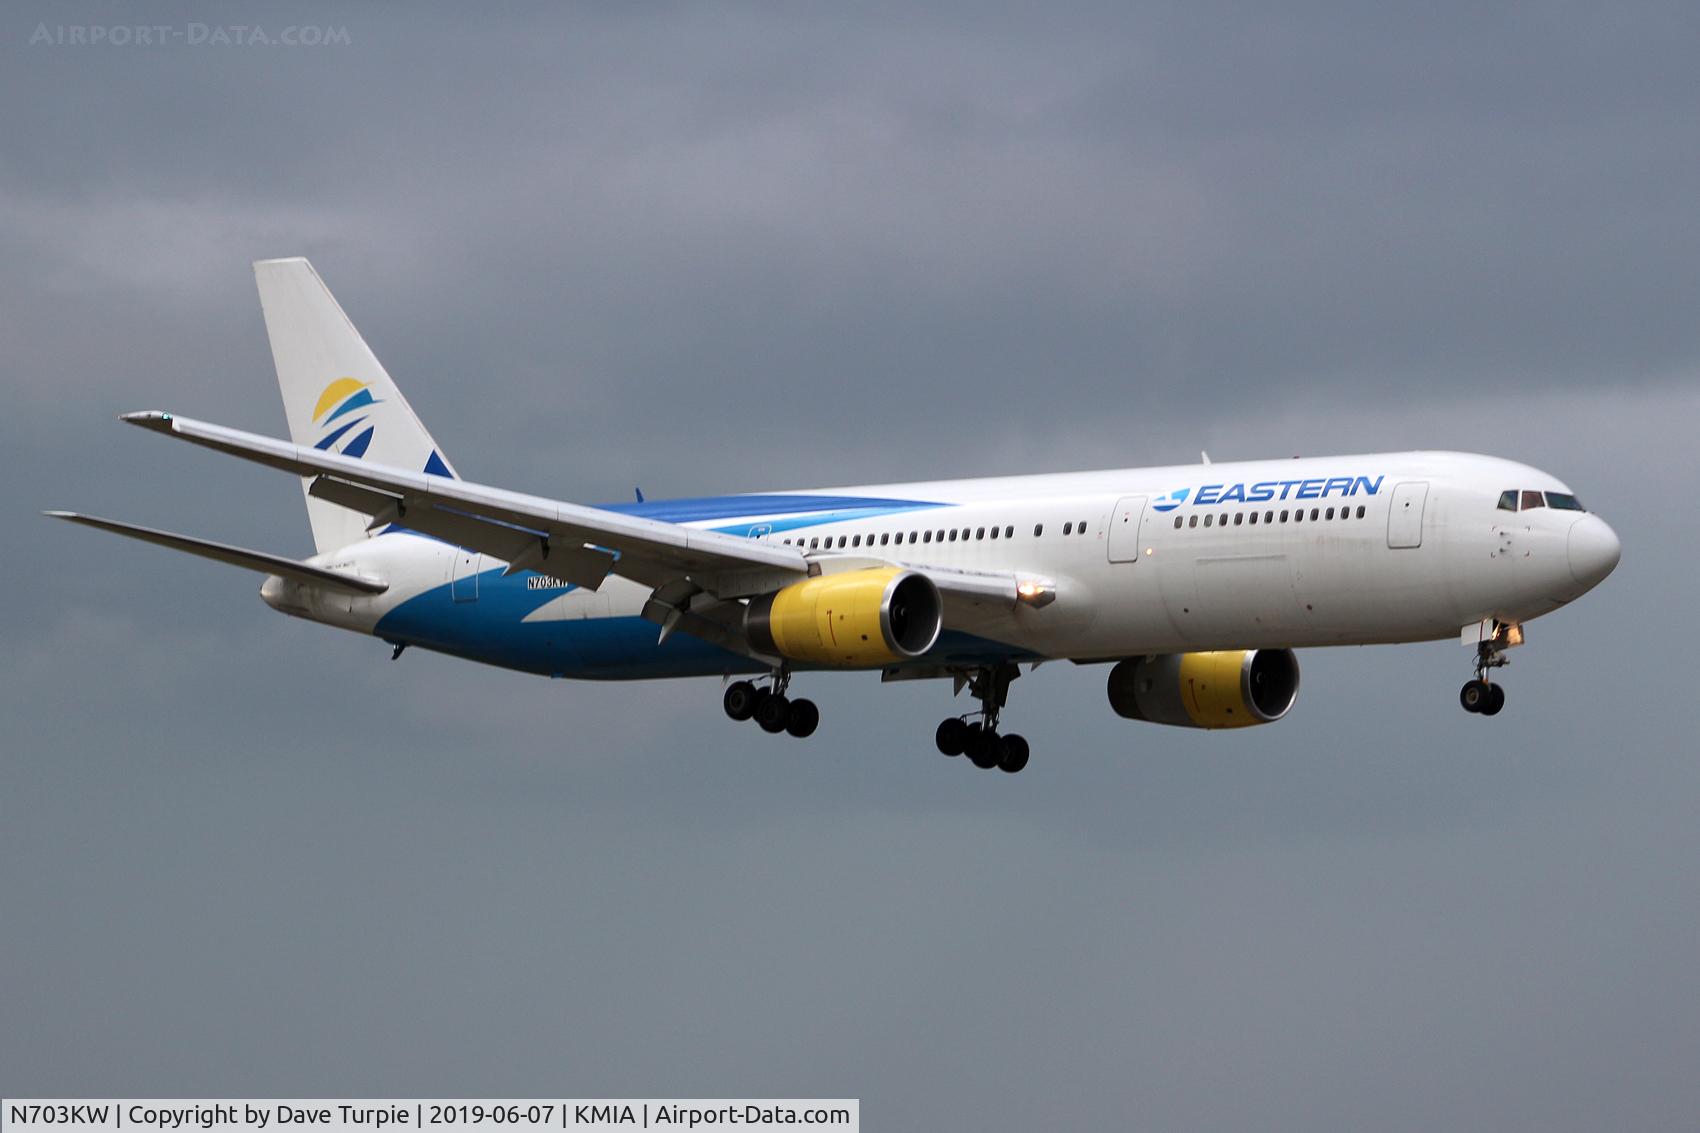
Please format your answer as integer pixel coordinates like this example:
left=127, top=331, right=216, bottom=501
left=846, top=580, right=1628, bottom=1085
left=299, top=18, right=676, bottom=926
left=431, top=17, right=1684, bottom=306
left=254, top=257, right=458, bottom=553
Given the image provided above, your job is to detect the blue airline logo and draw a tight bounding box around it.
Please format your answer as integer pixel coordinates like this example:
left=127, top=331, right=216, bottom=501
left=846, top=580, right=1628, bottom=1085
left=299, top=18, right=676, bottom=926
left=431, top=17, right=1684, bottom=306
left=1161, top=475, right=1385, bottom=507
left=1151, top=487, right=1191, bottom=513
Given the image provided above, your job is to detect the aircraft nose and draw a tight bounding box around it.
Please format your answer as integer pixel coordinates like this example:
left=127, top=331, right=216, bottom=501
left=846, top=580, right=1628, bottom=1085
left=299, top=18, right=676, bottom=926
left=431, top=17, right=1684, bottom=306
left=1567, top=515, right=1621, bottom=590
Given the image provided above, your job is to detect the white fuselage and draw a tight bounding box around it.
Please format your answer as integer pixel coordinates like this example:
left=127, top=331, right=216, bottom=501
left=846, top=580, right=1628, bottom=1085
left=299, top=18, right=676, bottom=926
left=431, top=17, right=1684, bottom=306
left=262, top=449, right=1621, bottom=680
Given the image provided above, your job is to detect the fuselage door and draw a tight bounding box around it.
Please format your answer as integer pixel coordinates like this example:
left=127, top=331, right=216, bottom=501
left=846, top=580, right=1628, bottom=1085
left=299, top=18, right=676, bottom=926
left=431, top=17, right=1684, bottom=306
left=451, top=549, right=482, bottom=602
left=1387, top=481, right=1429, bottom=549
left=1107, top=495, right=1149, bottom=563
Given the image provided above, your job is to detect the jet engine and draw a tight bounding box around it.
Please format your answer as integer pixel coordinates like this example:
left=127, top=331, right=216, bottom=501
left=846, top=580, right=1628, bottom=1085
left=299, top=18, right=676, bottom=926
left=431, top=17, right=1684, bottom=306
left=745, top=567, right=943, bottom=668
left=1107, top=649, right=1300, bottom=729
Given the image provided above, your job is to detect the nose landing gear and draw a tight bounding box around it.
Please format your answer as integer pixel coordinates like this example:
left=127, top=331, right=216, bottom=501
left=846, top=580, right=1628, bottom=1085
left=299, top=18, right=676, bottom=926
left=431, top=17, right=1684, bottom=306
left=723, top=668, right=819, bottom=738
left=1460, top=628, right=1514, bottom=716
left=935, top=664, right=1030, bottom=773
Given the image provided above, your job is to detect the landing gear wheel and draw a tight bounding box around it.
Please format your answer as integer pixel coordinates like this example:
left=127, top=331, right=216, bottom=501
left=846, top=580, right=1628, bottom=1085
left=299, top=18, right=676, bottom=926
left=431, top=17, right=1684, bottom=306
left=723, top=681, right=758, bottom=722
left=965, top=727, right=999, bottom=769
left=1460, top=680, right=1490, bottom=714
left=996, top=733, right=1030, bottom=774
left=755, top=693, right=790, bottom=734
left=936, top=718, right=967, bottom=756
left=1481, top=684, right=1506, bottom=716
left=785, top=698, right=820, bottom=738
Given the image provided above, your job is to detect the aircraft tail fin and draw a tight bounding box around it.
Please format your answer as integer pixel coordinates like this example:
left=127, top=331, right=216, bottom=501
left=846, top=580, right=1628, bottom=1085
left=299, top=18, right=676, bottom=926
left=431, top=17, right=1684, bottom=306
left=253, top=257, right=458, bottom=553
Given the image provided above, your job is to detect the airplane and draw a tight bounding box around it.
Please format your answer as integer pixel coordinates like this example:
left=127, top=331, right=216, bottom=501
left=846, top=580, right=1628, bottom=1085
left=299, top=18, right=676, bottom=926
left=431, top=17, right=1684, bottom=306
left=47, top=258, right=1622, bottom=774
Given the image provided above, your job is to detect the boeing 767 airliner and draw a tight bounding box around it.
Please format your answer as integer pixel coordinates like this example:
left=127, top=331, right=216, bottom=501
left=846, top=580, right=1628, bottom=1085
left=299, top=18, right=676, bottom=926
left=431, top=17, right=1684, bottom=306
left=49, top=259, right=1621, bottom=773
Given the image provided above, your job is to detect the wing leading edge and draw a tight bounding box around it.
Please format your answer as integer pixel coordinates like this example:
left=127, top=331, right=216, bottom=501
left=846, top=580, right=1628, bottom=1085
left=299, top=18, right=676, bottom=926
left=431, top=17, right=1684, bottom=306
left=119, top=410, right=812, bottom=596
left=115, top=411, right=1044, bottom=622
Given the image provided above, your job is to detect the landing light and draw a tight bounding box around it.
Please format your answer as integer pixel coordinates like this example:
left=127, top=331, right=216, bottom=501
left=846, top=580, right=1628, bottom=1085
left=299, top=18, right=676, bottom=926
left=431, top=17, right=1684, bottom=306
left=1016, top=580, right=1056, bottom=608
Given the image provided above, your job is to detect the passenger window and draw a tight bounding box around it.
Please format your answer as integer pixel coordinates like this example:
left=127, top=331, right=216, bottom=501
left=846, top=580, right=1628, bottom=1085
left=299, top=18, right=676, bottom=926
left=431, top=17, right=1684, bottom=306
left=1078, top=519, right=1087, bottom=533
left=948, top=529, right=957, bottom=542
left=1546, top=492, right=1585, bottom=511
left=1034, top=524, right=1043, bottom=537
left=1521, top=490, right=1545, bottom=510
left=880, top=533, right=889, bottom=546
left=1498, top=490, right=1518, bottom=511
left=1234, top=513, right=1244, bottom=526
left=852, top=535, right=861, bottom=547
left=809, top=537, right=819, bottom=549
left=1325, top=507, right=1335, bottom=520
left=1248, top=512, right=1258, bottom=525
left=1356, top=506, right=1365, bottom=518
left=1063, top=522, right=1073, bottom=536
left=1265, top=511, right=1274, bottom=524
left=937, top=530, right=945, bottom=542
left=1189, top=515, right=1198, bottom=528
left=1309, top=508, right=1319, bottom=521
left=1174, top=516, right=1182, bottom=529
left=1280, top=510, right=1289, bottom=523
left=1294, top=510, right=1303, bottom=523
left=976, top=527, right=985, bottom=539
left=1005, top=526, right=1014, bottom=538
left=1204, top=515, right=1213, bottom=527
left=990, top=526, right=1000, bottom=540
left=923, top=531, right=932, bottom=543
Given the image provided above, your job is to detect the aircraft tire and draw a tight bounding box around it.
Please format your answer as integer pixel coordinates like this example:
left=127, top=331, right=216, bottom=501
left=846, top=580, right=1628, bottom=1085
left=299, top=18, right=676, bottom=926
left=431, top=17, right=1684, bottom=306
left=785, top=698, right=820, bottom=738
left=724, top=681, right=759, bottom=721
left=1481, top=684, right=1506, bottom=716
left=936, top=718, right=967, bottom=756
left=756, top=693, right=790, bottom=734
left=996, top=734, right=1030, bottom=774
left=965, top=727, right=999, bottom=769
left=1459, top=680, right=1488, bottom=713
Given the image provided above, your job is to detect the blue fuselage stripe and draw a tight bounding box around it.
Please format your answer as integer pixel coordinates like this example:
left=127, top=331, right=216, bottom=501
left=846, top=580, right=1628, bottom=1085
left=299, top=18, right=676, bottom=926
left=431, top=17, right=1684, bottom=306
left=371, top=491, right=1027, bottom=678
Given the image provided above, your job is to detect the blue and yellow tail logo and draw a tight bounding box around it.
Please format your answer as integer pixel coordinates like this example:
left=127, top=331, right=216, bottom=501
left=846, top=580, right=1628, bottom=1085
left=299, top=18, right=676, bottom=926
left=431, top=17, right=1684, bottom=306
left=1151, top=487, right=1190, bottom=513
left=311, top=377, right=380, bottom=458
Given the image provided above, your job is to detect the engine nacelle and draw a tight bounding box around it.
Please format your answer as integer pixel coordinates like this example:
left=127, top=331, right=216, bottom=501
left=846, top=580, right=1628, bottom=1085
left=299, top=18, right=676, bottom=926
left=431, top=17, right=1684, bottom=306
left=746, top=568, right=943, bottom=668
left=1107, top=649, right=1300, bottom=729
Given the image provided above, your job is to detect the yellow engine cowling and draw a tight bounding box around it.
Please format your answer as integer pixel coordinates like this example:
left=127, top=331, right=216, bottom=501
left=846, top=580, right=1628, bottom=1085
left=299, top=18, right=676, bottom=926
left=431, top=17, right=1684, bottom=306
left=1107, top=649, right=1300, bottom=729
left=745, top=568, right=942, bottom=668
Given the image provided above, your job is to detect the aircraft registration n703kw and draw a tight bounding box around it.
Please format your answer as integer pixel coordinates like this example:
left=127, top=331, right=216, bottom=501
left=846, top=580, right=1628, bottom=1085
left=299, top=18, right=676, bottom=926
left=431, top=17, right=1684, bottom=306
left=49, top=258, right=1622, bottom=774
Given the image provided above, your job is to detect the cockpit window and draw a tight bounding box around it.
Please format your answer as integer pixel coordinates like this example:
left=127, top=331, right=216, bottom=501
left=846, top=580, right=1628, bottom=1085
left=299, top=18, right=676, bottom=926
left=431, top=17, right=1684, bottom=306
left=1520, top=490, right=1545, bottom=510
left=1497, top=490, right=1518, bottom=511
left=1545, top=492, right=1585, bottom=511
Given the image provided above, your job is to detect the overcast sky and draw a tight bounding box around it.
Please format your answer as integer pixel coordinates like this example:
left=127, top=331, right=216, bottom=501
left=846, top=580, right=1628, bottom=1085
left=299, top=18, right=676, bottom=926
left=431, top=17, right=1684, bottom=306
left=3, top=4, right=1698, bottom=1129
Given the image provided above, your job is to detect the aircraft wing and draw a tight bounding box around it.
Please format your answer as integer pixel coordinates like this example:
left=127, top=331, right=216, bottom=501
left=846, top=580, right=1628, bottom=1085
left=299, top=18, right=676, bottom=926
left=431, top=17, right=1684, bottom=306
left=122, top=411, right=813, bottom=595
left=122, top=411, right=1049, bottom=616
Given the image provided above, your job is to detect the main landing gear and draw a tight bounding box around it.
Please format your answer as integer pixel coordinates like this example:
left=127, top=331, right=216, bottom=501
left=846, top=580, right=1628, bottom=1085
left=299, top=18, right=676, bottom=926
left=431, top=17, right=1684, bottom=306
left=723, top=669, right=819, bottom=739
left=1459, top=631, right=1511, bottom=717
left=935, top=663, right=1030, bottom=774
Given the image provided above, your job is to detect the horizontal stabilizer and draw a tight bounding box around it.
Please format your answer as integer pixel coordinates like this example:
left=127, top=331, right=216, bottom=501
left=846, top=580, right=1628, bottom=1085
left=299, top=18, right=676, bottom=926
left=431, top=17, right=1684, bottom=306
left=44, top=511, right=388, bottom=595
